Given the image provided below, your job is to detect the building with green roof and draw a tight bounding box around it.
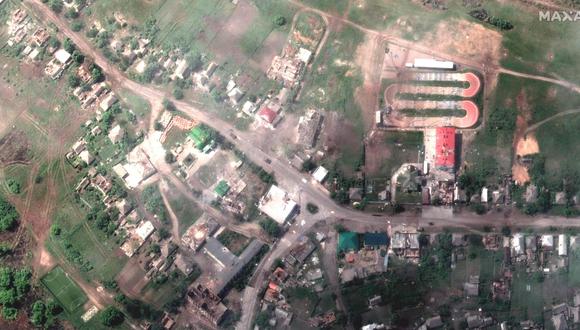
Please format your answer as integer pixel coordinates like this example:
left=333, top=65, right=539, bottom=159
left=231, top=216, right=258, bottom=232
left=189, top=126, right=211, bottom=149
left=214, top=180, right=230, bottom=197
left=338, top=232, right=359, bottom=252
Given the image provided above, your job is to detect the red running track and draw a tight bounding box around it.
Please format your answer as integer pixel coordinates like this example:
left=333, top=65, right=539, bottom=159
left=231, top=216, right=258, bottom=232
left=452, top=100, right=479, bottom=128
left=462, top=72, right=481, bottom=98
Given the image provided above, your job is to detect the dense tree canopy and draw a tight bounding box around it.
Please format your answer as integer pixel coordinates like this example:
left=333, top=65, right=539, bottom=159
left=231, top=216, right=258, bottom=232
left=0, top=198, right=18, bottom=232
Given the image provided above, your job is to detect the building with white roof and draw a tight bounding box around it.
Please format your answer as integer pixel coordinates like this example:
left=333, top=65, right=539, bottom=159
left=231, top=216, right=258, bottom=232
left=54, top=49, right=72, bottom=65
left=312, top=166, right=328, bottom=183
left=541, top=235, right=554, bottom=250
left=297, top=48, right=312, bottom=64
left=559, top=234, right=568, bottom=256
left=511, top=233, right=524, bottom=256
left=258, top=185, right=298, bottom=224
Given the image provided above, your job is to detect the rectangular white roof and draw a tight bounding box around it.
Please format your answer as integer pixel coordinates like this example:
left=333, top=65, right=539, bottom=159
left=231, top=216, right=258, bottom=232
left=259, top=185, right=297, bottom=224
left=136, top=220, right=155, bottom=241
left=54, top=49, right=72, bottom=64
left=312, top=166, right=329, bottom=182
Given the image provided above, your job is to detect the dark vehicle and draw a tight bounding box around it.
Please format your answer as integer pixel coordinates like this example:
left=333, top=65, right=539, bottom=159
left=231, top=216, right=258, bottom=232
left=265, top=158, right=272, bottom=164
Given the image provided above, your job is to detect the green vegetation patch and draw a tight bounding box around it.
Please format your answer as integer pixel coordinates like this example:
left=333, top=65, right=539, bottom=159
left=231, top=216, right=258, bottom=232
left=217, top=230, right=251, bottom=256
left=400, top=108, right=466, bottom=117
left=41, top=267, right=87, bottom=312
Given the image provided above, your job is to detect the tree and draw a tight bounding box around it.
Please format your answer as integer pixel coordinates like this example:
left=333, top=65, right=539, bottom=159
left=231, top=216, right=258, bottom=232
left=91, top=65, right=104, bottom=83
left=31, top=301, right=46, bottom=326
left=2, top=306, right=18, bottom=320
left=72, top=51, right=85, bottom=64
left=162, top=98, right=175, bottom=111
left=158, top=227, right=170, bottom=240
left=334, top=224, right=347, bottom=233
left=273, top=15, right=287, bottom=27
left=259, top=218, right=281, bottom=238
left=173, top=88, right=184, bottom=100
left=255, top=311, right=270, bottom=328
left=0, top=198, right=19, bottom=232
left=101, top=306, right=124, bottom=327
left=63, top=38, right=76, bottom=54
left=70, top=21, right=85, bottom=32
left=306, top=203, right=319, bottom=214
left=50, top=224, right=61, bottom=236
left=6, top=179, right=20, bottom=194
left=0, top=244, right=11, bottom=257
left=501, top=225, right=511, bottom=237
left=68, top=74, right=81, bottom=88
left=48, top=0, right=63, bottom=13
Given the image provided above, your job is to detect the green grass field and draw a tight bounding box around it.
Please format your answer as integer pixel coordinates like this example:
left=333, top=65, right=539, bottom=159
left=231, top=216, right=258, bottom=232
left=67, top=225, right=127, bottom=282
left=41, top=266, right=88, bottom=312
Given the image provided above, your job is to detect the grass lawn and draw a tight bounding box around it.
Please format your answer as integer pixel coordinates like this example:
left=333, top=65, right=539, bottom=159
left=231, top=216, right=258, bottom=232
left=161, top=127, right=187, bottom=149
left=301, top=25, right=365, bottom=136
left=67, top=224, right=127, bottom=282
left=535, top=115, right=580, bottom=180
left=217, top=230, right=251, bottom=256
left=380, top=131, right=423, bottom=176
left=297, top=0, right=349, bottom=15
left=41, top=266, right=88, bottom=312
left=118, top=89, right=151, bottom=119
left=154, top=0, right=235, bottom=49
left=167, top=193, right=203, bottom=236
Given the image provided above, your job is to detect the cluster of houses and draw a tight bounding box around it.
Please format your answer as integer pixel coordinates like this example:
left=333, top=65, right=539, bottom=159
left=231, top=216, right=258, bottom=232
left=337, top=231, right=390, bottom=283
left=258, top=235, right=337, bottom=328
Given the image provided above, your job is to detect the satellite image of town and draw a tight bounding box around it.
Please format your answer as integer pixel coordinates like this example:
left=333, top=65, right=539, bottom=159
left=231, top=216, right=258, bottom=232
left=0, top=0, right=579, bottom=329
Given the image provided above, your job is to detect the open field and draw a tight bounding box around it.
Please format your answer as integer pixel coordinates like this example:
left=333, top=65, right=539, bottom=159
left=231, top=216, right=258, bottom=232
left=365, top=131, right=423, bottom=178
left=166, top=189, right=204, bottom=236
left=41, top=266, right=88, bottom=312
left=345, top=0, right=580, bottom=83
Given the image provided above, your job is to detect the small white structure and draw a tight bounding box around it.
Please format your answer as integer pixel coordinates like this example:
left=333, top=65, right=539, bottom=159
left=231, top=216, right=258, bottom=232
left=78, top=150, right=94, bottom=165
left=171, top=59, right=188, bottom=80
left=511, top=233, right=524, bottom=256
left=297, top=48, right=312, bottom=64
left=559, top=234, right=568, bottom=256
left=108, top=125, right=125, bottom=144
left=54, top=49, right=72, bottom=65
left=312, top=166, right=328, bottom=183
left=258, top=185, right=298, bottom=224
left=481, top=187, right=489, bottom=203
left=541, top=235, right=554, bottom=250
left=406, top=58, right=455, bottom=70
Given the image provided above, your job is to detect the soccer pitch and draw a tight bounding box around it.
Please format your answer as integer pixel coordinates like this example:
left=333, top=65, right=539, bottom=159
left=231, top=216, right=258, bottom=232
left=41, top=266, right=88, bottom=312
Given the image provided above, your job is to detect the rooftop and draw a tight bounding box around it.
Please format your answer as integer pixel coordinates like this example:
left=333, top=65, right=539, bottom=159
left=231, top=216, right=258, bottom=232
left=258, top=185, right=298, bottom=224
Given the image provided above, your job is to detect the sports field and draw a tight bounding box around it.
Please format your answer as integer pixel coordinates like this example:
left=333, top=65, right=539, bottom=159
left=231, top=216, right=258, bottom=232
left=41, top=266, right=88, bottom=312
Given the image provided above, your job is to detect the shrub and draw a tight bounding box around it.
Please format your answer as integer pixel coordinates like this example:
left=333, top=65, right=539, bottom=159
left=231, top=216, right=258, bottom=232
left=306, top=203, right=319, bottom=214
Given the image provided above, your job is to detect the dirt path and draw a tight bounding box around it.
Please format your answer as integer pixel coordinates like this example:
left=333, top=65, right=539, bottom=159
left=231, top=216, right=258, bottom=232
left=159, top=180, right=181, bottom=239
left=524, top=108, right=580, bottom=134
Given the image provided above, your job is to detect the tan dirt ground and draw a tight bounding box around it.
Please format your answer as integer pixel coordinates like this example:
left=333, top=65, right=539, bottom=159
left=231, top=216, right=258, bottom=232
left=512, top=90, right=538, bottom=184
left=421, top=19, right=503, bottom=67
left=354, top=34, right=384, bottom=130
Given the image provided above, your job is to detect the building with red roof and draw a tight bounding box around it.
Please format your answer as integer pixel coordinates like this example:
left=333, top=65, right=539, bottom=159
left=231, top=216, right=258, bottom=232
left=435, top=127, right=456, bottom=170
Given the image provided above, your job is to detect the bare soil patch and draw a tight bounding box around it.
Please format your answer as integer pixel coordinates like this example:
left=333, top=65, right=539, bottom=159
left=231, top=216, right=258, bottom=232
left=321, top=112, right=362, bottom=175
left=0, top=130, right=31, bottom=166
left=512, top=90, right=537, bottom=184
left=251, top=30, right=288, bottom=72
left=421, top=19, right=503, bottom=67
left=210, top=0, right=259, bottom=64
left=354, top=34, right=384, bottom=130
left=365, top=130, right=392, bottom=176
